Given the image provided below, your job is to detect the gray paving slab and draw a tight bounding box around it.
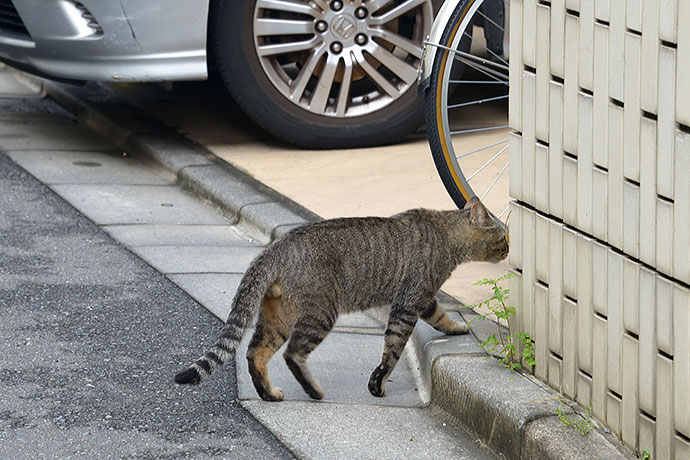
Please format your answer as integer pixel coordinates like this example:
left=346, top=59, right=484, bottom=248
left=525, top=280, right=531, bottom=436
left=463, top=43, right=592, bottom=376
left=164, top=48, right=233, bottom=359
left=178, top=165, right=272, bottom=218
left=127, top=132, right=213, bottom=172
left=129, top=245, right=262, bottom=274
left=239, top=202, right=311, bottom=243
left=333, top=311, right=384, bottom=329
left=0, top=97, right=73, bottom=120
left=0, top=119, right=113, bottom=151
left=241, top=400, right=498, bottom=460
left=168, top=273, right=243, bottom=321
left=6, top=150, right=174, bottom=185
left=50, top=184, right=228, bottom=225
left=102, top=224, right=253, bottom=247
left=237, top=329, right=424, bottom=407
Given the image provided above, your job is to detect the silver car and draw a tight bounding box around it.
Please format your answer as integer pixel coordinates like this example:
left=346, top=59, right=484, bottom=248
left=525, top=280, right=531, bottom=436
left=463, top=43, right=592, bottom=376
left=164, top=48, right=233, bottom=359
left=0, top=0, right=434, bottom=148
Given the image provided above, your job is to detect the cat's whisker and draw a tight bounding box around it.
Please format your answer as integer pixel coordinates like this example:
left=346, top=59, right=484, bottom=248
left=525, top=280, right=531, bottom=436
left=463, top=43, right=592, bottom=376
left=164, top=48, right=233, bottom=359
left=497, top=204, right=510, bottom=220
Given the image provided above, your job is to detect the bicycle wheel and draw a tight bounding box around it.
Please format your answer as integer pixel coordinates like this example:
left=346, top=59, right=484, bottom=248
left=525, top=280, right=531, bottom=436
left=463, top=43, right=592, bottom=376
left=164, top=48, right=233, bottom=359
left=424, top=0, right=510, bottom=217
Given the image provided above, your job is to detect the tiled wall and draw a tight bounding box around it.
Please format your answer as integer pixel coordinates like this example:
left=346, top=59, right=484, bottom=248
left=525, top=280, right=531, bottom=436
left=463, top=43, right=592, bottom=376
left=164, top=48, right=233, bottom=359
left=507, top=0, right=690, bottom=457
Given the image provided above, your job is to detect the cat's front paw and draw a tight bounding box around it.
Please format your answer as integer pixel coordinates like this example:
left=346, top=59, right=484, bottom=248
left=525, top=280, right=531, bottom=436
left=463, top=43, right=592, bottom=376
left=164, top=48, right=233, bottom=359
left=447, top=322, right=470, bottom=335
left=368, top=366, right=387, bottom=397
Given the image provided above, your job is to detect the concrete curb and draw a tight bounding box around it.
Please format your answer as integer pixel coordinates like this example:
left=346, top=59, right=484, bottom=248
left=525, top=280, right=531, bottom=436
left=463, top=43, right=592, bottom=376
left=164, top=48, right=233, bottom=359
left=31, top=75, right=634, bottom=460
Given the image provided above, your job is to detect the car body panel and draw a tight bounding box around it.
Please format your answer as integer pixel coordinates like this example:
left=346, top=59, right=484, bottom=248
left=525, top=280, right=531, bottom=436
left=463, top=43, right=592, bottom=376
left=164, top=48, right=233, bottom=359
left=0, top=0, right=210, bottom=81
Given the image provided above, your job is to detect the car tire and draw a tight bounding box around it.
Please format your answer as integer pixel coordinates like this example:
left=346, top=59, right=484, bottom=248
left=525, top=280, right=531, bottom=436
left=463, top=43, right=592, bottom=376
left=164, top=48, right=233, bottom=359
left=208, top=0, right=429, bottom=149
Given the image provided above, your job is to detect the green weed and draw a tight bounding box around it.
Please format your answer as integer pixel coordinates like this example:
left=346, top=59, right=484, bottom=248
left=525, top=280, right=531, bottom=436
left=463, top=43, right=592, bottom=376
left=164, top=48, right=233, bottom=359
left=461, top=273, right=534, bottom=370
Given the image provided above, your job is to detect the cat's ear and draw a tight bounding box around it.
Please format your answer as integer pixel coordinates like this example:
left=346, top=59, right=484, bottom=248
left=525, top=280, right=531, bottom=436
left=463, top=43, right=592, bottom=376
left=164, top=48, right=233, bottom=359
left=469, top=199, right=490, bottom=227
left=463, top=196, right=481, bottom=210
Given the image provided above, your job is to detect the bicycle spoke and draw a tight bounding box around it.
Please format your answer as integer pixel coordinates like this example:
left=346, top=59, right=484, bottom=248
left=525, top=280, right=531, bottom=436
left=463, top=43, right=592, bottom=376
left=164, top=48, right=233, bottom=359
left=448, top=94, right=508, bottom=109
left=466, top=144, right=508, bottom=181
left=477, top=10, right=505, bottom=34
left=497, top=204, right=510, bottom=219
left=462, top=31, right=508, bottom=67
left=456, top=139, right=508, bottom=159
left=450, top=125, right=509, bottom=135
left=449, top=80, right=507, bottom=84
left=479, top=160, right=509, bottom=200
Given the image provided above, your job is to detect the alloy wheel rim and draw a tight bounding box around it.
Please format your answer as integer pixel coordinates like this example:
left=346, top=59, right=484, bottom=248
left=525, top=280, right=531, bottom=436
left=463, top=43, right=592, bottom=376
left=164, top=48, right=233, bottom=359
left=253, top=0, right=432, bottom=117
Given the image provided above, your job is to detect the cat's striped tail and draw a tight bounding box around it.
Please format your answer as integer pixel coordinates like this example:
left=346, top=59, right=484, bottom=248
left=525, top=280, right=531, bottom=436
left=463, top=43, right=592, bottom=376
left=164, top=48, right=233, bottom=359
left=174, top=251, right=278, bottom=385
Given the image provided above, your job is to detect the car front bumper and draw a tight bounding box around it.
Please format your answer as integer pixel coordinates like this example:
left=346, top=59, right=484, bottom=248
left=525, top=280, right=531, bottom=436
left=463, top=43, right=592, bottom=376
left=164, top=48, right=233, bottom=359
left=0, top=0, right=210, bottom=82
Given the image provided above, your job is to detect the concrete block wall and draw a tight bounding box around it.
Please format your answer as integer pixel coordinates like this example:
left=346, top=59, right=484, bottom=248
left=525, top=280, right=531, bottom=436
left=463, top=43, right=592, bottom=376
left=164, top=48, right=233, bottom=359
left=508, top=0, right=690, bottom=457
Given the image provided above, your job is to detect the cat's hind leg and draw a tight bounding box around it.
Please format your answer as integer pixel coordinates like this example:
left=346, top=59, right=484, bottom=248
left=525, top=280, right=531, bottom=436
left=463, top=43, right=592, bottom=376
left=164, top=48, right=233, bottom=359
left=247, top=295, right=291, bottom=402
left=368, top=303, right=419, bottom=397
left=283, top=308, right=336, bottom=400
left=420, top=298, right=469, bottom=335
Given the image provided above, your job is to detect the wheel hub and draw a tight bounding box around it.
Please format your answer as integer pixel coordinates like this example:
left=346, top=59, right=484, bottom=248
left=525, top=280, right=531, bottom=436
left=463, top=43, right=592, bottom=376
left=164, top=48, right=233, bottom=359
left=253, top=0, right=432, bottom=117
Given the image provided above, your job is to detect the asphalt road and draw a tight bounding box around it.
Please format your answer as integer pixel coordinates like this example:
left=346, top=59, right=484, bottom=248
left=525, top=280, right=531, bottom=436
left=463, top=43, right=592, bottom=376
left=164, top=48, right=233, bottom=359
left=0, top=152, right=295, bottom=459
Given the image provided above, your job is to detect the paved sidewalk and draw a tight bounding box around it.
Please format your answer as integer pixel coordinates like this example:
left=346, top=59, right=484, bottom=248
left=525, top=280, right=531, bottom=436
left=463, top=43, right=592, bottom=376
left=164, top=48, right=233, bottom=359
left=13, top=67, right=636, bottom=459
left=0, top=67, right=497, bottom=459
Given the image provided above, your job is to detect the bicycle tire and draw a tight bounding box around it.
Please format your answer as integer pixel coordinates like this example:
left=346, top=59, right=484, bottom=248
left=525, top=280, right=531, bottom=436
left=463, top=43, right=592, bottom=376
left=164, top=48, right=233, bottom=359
left=424, top=0, right=486, bottom=209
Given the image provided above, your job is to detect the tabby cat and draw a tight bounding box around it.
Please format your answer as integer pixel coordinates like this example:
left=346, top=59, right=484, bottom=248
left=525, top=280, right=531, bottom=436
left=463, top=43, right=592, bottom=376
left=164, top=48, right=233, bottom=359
left=175, top=197, right=509, bottom=401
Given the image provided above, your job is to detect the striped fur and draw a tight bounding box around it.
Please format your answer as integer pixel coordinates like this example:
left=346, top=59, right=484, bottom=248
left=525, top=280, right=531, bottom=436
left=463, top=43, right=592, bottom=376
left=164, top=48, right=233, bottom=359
left=174, top=198, right=508, bottom=400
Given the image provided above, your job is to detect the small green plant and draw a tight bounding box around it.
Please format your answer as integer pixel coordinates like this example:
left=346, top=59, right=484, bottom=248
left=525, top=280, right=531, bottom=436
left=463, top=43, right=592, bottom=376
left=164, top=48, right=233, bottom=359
left=640, top=449, right=651, bottom=460
left=556, top=402, right=595, bottom=435
left=461, top=273, right=534, bottom=370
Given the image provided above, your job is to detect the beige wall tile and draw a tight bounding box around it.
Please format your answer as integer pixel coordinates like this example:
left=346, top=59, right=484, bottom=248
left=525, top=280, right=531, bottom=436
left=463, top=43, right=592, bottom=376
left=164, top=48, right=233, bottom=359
left=548, top=220, right=563, bottom=355
left=674, top=435, right=690, bottom=460
left=606, top=392, right=622, bottom=437
left=639, top=413, right=656, bottom=459
left=592, top=167, right=608, bottom=241
left=535, top=213, right=549, bottom=283
left=639, top=117, right=657, bottom=267
left=509, top=0, right=523, bottom=131
left=638, top=267, right=657, bottom=416
left=622, top=259, right=640, bottom=335
left=563, top=14, right=580, bottom=155
left=657, top=45, right=676, bottom=200
left=535, top=282, right=549, bottom=381
left=548, top=353, right=563, bottom=392
left=673, top=130, right=690, bottom=284
left=607, top=103, right=624, bottom=250
left=625, top=0, right=641, bottom=33
left=509, top=132, right=522, bottom=201
left=535, top=4, right=551, bottom=143
left=595, top=0, right=609, bottom=22
left=508, top=201, right=522, bottom=268
left=535, top=142, right=549, bottom=213
left=623, top=32, right=641, bottom=183
left=576, top=371, right=593, bottom=408
left=522, top=0, right=536, bottom=68
left=577, top=92, right=593, bottom=233
left=608, top=0, right=626, bottom=102
left=562, top=297, right=578, bottom=398
left=592, top=23, right=610, bottom=169
left=562, top=227, right=578, bottom=300
left=656, top=197, right=674, bottom=277
left=677, top=0, right=690, bottom=126
left=550, top=0, right=565, bottom=79
left=577, top=234, right=593, bottom=374
left=607, top=250, right=623, bottom=394
left=622, top=181, right=640, bottom=259
left=522, top=208, right=536, bottom=337
left=656, top=276, right=674, bottom=356
left=562, top=155, right=578, bottom=226
left=656, top=354, right=674, bottom=460
left=592, top=241, right=608, bottom=316
left=578, top=0, right=594, bottom=91
left=673, top=285, right=690, bottom=438
left=658, top=0, right=678, bottom=44
left=592, top=315, right=608, bottom=420
left=549, top=81, right=564, bottom=217
left=640, top=0, right=659, bottom=114
left=521, top=71, right=536, bottom=207
left=621, top=334, right=639, bottom=447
